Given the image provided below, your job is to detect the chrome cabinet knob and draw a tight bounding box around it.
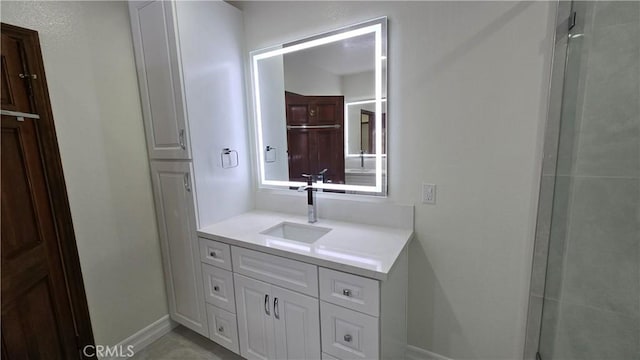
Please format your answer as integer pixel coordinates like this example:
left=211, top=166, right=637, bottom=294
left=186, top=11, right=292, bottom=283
left=342, top=289, right=352, bottom=297
left=344, top=334, right=352, bottom=342
left=213, top=285, right=220, bottom=291
left=210, top=251, right=217, bottom=258
left=218, top=326, right=224, bottom=332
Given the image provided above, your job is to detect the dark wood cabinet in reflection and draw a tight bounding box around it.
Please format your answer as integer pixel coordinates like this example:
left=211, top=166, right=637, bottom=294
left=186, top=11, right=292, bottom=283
left=285, top=91, right=345, bottom=184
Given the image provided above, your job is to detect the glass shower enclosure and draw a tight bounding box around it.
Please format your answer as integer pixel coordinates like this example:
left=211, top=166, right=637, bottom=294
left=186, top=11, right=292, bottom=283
left=525, top=1, right=639, bottom=359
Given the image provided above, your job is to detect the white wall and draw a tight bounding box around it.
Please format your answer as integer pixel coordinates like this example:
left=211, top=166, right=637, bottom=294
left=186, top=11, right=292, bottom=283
left=174, top=1, right=255, bottom=226
left=241, top=2, right=554, bottom=358
left=341, top=70, right=375, bottom=102
left=256, top=55, right=289, bottom=181
left=284, top=54, right=342, bottom=95
left=1, top=1, right=168, bottom=347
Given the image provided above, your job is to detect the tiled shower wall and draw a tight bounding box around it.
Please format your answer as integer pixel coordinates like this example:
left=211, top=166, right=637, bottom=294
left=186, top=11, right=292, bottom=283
left=526, top=1, right=640, bottom=359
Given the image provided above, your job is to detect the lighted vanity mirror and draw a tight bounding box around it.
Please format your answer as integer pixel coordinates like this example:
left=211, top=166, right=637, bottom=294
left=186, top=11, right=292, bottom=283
left=251, top=17, right=387, bottom=194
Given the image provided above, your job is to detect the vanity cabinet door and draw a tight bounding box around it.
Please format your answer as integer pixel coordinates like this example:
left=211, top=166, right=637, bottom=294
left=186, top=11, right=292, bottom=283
left=129, top=1, right=190, bottom=160
left=272, top=285, right=321, bottom=360
left=150, top=161, right=207, bottom=336
left=234, top=274, right=276, bottom=360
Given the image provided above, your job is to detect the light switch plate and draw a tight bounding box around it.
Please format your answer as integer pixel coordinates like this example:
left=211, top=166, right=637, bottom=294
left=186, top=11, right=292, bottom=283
left=422, top=183, right=436, bottom=204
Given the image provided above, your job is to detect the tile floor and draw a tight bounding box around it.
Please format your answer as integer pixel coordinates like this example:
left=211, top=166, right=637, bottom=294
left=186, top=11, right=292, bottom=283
left=131, top=326, right=243, bottom=360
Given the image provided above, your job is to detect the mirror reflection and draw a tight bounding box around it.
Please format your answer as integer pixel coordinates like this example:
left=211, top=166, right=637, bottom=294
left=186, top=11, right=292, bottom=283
left=253, top=18, right=387, bottom=193
left=346, top=99, right=387, bottom=155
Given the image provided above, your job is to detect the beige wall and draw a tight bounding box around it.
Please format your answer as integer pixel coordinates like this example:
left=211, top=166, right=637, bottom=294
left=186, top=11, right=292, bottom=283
left=1, top=1, right=168, bottom=346
left=241, top=2, right=555, bottom=358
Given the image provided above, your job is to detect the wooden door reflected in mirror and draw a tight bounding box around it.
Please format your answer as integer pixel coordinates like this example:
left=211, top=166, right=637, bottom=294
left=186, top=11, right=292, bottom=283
left=360, top=109, right=386, bottom=154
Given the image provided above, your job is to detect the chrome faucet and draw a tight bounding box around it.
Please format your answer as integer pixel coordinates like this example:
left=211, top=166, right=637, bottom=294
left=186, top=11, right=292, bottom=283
left=298, top=170, right=328, bottom=223
left=298, top=174, right=317, bottom=223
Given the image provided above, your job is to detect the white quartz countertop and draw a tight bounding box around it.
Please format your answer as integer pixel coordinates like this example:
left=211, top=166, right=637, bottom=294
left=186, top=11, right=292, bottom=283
left=197, top=210, right=413, bottom=281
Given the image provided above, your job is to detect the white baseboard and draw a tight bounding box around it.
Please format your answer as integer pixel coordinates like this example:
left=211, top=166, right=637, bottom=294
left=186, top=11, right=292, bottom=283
left=407, top=345, right=453, bottom=360
left=102, top=315, right=177, bottom=359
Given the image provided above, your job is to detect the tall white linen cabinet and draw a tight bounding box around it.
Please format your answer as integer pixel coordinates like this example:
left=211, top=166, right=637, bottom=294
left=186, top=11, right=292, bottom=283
left=128, top=0, right=253, bottom=341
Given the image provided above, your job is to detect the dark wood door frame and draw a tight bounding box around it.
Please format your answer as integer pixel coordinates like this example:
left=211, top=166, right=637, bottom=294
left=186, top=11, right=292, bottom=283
left=1, top=23, right=95, bottom=356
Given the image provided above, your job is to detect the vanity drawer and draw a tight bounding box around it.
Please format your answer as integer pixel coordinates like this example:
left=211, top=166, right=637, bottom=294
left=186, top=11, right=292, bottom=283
left=319, top=268, right=379, bottom=317
left=202, top=264, right=236, bottom=313
left=206, top=304, right=240, bottom=355
left=200, top=238, right=232, bottom=271
left=231, top=246, right=318, bottom=297
left=321, top=301, right=379, bottom=360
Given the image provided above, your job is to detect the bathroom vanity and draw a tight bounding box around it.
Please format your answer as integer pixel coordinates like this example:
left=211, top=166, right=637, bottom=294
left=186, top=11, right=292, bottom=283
left=128, top=1, right=409, bottom=358
left=197, top=211, right=412, bottom=360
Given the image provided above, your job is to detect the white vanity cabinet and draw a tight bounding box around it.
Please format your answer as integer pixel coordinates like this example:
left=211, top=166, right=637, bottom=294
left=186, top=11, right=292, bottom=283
left=207, top=240, right=408, bottom=360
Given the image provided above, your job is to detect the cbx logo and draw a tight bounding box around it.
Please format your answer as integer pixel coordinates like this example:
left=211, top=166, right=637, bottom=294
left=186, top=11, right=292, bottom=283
left=83, top=345, right=135, bottom=358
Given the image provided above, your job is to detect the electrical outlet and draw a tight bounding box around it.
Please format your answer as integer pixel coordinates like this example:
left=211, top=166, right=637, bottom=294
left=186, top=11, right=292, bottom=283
left=422, top=183, right=436, bottom=204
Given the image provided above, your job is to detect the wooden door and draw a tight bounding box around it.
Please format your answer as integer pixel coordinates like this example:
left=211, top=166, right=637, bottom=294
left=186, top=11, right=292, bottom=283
left=285, top=92, right=345, bottom=184
left=272, top=285, right=320, bottom=360
left=361, top=109, right=387, bottom=154
left=1, top=24, right=94, bottom=359
left=234, top=274, right=276, bottom=360
left=149, top=161, right=208, bottom=336
left=129, top=1, right=190, bottom=160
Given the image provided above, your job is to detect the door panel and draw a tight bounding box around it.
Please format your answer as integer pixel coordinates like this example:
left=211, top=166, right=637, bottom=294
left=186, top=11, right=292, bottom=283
left=1, top=118, right=77, bottom=358
left=234, top=274, right=275, bottom=360
left=316, top=129, right=345, bottom=184
left=130, top=1, right=190, bottom=159
left=1, top=33, right=31, bottom=112
left=286, top=130, right=311, bottom=182
left=287, top=103, right=311, bottom=126
left=272, top=285, right=321, bottom=360
left=150, top=161, right=208, bottom=336
left=1, top=125, right=40, bottom=257
left=315, top=101, right=341, bottom=126
left=2, top=278, right=65, bottom=357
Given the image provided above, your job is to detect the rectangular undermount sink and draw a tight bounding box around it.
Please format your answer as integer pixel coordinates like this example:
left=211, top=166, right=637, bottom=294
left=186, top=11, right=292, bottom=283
left=260, top=221, right=331, bottom=244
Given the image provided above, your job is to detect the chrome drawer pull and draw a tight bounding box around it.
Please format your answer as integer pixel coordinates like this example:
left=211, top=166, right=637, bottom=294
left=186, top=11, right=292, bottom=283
left=265, top=294, right=270, bottom=315
left=218, top=326, right=224, bottom=332
left=210, top=251, right=217, bottom=258
left=344, top=334, right=352, bottom=342
left=342, top=289, right=352, bottom=297
left=213, top=285, right=219, bottom=292
left=274, top=297, right=279, bottom=319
